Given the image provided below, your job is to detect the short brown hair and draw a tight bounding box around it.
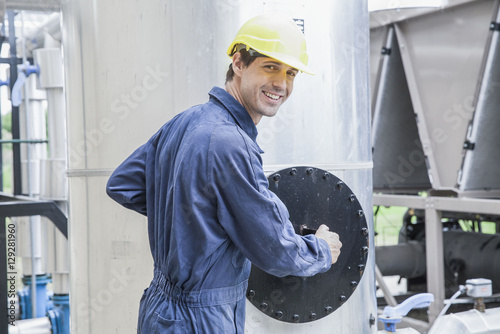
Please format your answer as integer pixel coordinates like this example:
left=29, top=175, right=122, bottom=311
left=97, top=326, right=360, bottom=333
left=225, top=49, right=259, bottom=83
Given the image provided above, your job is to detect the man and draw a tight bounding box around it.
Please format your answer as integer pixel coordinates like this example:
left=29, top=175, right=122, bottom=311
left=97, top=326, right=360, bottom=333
left=106, top=14, right=342, bottom=333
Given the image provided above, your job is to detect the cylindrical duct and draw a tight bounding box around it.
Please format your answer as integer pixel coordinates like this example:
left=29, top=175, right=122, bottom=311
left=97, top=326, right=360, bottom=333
left=18, top=74, right=47, bottom=196
left=8, top=317, right=52, bottom=334
left=34, top=48, right=64, bottom=90
left=16, top=216, right=44, bottom=276
left=15, top=26, right=49, bottom=321
left=15, top=13, right=61, bottom=57
left=39, top=159, right=67, bottom=200
left=62, top=0, right=374, bottom=332
left=33, top=44, right=69, bottom=294
left=376, top=231, right=500, bottom=292
left=443, top=231, right=500, bottom=292
left=34, top=48, right=67, bottom=200
left=376, top=241, right=426, bottom=278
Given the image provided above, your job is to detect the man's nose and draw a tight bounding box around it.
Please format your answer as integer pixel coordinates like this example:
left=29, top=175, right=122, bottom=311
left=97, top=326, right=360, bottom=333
left=272, top=71, right=288, bottom=90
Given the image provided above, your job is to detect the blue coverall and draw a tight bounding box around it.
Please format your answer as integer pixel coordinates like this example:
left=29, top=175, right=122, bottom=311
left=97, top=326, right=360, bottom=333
left=106, top=87, right=332, bottom=333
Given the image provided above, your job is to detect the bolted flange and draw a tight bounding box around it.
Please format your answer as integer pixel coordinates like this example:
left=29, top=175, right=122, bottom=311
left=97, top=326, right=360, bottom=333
left=247, top=167, right=369, bottom=324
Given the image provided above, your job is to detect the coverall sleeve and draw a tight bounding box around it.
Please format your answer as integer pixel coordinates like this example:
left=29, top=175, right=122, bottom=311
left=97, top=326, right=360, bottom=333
left=209, top=126, right=332, bottom=277
left=106, top=144, right=148, bottom=215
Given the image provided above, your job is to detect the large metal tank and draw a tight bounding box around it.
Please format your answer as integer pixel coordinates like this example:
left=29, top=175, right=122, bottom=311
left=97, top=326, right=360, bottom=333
left=61, top=0, right=374, bottom=333
left=251, top=1, right=375, bottom=333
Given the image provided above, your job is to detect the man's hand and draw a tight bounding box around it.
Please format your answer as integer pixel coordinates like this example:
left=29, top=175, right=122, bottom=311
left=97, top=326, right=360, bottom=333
left=315, top=224, right=342, bottom=264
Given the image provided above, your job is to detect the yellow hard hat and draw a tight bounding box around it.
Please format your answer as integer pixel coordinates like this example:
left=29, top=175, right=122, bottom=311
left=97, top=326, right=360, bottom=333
left=227, top=14, right=314, bottom=75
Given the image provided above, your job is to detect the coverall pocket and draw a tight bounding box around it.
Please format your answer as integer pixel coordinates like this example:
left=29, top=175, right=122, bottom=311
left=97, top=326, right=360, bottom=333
left=153, top=312, right=187, bottom=334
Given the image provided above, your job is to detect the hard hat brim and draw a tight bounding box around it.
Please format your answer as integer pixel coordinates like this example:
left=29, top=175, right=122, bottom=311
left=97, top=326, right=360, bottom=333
left=227, top=43, right=315, bottom=75
left=257, top=50, right=315, bottom=75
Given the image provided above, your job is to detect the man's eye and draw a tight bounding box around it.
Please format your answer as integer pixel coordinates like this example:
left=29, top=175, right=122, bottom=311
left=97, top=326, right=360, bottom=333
left=288, top=71, right=297, bottom=77
left=265, top=65, right=277, bottom=70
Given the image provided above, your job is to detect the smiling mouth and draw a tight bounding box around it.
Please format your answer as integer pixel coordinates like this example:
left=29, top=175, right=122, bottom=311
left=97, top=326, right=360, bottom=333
left=263, top=91, right=282, bottom=101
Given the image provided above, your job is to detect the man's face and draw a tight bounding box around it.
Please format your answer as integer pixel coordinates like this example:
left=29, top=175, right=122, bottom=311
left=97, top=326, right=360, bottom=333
left=236, top=56, right=298, bottom=124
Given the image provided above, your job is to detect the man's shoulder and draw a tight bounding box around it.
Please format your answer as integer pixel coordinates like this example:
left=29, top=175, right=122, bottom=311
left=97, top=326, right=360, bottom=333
left=160, top=100, right=228, bottom=133
left=209, top=115, right=248, bottom=140
left=208, top=122, right=260, bottom=160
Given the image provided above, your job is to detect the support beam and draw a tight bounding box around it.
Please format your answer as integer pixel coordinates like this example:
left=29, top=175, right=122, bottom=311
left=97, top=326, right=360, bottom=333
left=432, top=196, right=500, bottom=216
left=373, top=193, right=500, bottom=216
left=375, top=264, right=397, bottom=307
left=424, top=203, right=444, bottom=323
left=0, top=200, right=67, bottom=237
left=0, top=193, right=67, bottom=237
left=373, top=193, right=426, bottom=209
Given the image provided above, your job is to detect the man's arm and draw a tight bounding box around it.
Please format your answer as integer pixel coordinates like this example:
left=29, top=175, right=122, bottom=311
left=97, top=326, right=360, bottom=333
left=209, top=125, right=340, bottom=277
left=106, top=144, right=148, bottom=215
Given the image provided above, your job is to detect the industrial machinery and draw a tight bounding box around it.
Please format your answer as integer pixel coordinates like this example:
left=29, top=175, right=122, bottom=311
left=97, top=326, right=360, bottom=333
left=1, top=0, right=500, bottom=333
left=371, top=0, right=500, bottom=332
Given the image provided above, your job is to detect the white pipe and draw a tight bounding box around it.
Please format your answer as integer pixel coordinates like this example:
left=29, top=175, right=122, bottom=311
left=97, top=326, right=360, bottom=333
left=8, top=317, right=52, bottom=334
left=52, top=222, right=69, bottom=294
left=17, top=80, right=46, bottom=275
left=436, top=286, right=466, bottom=319
left=18, top=217, right=43, bottom=275
left=45, top=84, right=65, bottom=160
left=20, top=10, right=38, bottom=319
left=33, top=42, right=69, bottom=294
left=16, top=13, right=61, bottom=56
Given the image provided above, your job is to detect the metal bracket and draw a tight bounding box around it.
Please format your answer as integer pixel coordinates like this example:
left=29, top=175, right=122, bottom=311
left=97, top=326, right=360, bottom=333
left=0, top=193, right=67, bottom=237
left=381, top=47, right=392, bottom=55
left=490, top=22, right=500, bottom=31
left=463, top=140, right=475, bottom=150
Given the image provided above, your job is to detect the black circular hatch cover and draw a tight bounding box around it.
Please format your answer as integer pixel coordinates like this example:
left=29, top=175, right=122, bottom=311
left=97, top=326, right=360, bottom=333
left=246, top=166, right=369, bottom=323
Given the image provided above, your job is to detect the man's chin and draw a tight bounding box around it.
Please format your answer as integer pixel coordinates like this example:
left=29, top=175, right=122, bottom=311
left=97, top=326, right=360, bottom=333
left=262, top=106, right=282, bottom=118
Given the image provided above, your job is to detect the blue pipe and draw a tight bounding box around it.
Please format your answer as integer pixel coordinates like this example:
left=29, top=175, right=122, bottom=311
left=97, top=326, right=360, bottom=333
left=11, top=63, right=40, bottom=107
left=47, top=294, right=70, bottom=334
left=18, top=275, right=52, bottom=319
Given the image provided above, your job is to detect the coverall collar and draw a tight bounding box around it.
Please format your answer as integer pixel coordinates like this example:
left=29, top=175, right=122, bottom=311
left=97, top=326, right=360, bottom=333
left=209, top=86, right=263, bottom=152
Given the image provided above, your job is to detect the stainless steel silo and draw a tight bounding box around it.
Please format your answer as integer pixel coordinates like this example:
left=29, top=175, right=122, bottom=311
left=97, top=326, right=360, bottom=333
left=62, top=0, right=374, bottom=332
left=251, top=1, right=375, bottom=333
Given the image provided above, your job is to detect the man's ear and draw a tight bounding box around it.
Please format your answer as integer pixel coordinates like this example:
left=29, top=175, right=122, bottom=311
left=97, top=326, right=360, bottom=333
left=231, top=52, right=244, bottom=77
